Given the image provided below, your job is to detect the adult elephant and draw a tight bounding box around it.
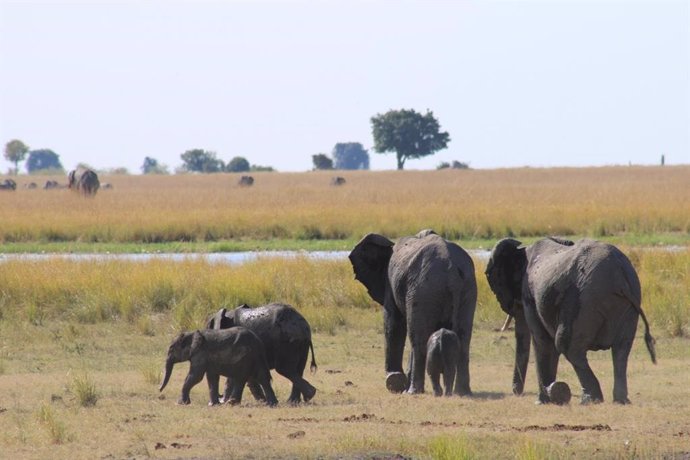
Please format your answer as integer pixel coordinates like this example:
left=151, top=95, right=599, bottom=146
left=68, top=167, right=100, bottom=196
left=485, top=237, right=656, bottom=404
left=207, top=303, right=317, bottom=404
left=349, top=229, right=477, bottom=395
left=0, top=179, right=17, bottom=190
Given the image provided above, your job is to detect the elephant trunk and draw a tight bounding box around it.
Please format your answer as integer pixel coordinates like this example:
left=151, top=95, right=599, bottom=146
left=159, top=357, right=174, bottom=392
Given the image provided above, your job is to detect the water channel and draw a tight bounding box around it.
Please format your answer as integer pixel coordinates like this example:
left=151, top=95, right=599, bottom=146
left=0, top=249, right=493, bottom=264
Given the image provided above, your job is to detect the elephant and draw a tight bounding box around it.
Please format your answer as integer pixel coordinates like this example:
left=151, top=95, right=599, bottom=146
left=207, top=303, right=317, bottom=404
left=330, top=176, right=346, bottom=186
left=0, top=179, right=17, bottom=190
left=68, top=167, right=100, bottom=196
left=426, top=328, right=461, bottom=397
left=238, top=175, right=254, bottom=187
left=485, top=237, right=656, bottom=404
left=349, top=229, right=477, bottom=395
left=159, top=327, right=278, bottom=407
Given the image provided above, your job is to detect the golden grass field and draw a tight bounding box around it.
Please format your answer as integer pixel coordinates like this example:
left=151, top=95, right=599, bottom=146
left=0, top=167, right=688, bottom=459
left=1, top=166, right=688, bottom=244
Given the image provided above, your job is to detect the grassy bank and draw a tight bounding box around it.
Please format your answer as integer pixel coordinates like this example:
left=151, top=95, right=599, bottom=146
left=1, top=167, right=688, bottom=246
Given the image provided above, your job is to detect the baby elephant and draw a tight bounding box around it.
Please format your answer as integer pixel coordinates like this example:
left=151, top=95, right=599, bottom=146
left=159, top=327, right=278, bottom=407
left=426, top=328, right=462, bottom=397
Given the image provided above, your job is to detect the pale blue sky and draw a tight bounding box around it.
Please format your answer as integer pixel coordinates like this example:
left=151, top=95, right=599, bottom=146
left=1, top=0, right=688, bottom=173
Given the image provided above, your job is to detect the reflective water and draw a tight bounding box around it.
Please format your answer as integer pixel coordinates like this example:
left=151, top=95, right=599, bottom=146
left=0, top=249, right=493, bottom=264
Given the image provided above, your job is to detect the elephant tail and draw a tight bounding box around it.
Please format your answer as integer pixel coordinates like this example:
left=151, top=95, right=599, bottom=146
left=309, top=341, right=318, bottom=374
left=640, top=309, right=657, bottom=365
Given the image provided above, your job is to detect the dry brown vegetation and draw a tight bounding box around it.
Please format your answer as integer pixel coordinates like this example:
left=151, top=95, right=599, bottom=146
left=1, top=166, right=688, bottom=244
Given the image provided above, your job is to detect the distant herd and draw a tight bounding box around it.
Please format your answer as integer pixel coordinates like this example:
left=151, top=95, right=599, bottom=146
left=0, top=171, right=350, bottom=195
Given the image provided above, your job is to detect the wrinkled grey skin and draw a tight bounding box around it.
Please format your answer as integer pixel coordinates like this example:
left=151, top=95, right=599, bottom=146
left=426, top=328, right=461, bottom=397
left=159, top=327, right=278, bottom=407
left=349, top=230, right=477, bottom=395
left=485, top=237, right=656, bottom=404
left=207, top=303, right=317, bottom=404
left=68, top=168, right=100, bottom=196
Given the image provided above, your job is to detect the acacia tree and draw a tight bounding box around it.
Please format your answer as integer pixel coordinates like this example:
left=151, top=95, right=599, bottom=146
left=179, top=149, right=224, bottom=173
left=26, top=149, right=64, bottom=173
left=332, top=142, right=369, bottom=170
left=226, top=156, right=250, bottom=172
left=370, top=109, right=450, bottom=170
left=4, top=139, right=29, bottom=175
left=141, top=156, right=169, bottom=174
left=312, top=153, right=333, bottom=170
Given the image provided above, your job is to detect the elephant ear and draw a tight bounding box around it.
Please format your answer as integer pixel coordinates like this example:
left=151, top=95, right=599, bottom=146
left=348, top=233, right=394, bottom=305
left=206, top=308, right=227, bottom=330
left=190, top=331, right=206, bottom=356
left=486, top=238, right=526, bottom=315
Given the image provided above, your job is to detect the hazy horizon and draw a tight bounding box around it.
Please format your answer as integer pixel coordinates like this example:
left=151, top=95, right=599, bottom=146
left=1, top=0, right=688, bottom=174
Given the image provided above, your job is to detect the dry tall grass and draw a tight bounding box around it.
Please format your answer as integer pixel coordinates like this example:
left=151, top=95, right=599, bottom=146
left=1, top=166, right=688, bottom=243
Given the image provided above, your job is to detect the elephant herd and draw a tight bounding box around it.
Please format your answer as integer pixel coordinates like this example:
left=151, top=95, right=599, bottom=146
left=0, top=168, right=101, bottom=195
left=160, top=230, right=657, bottom=409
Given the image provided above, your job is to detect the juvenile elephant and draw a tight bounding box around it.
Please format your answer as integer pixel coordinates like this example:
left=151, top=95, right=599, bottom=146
left=159, top=327, right=278, bottom=407
left=485, top=237, right=656, bottom=404
left=207, top=303, right=317, bottom=404
left=349, top=230, right=477, bottom=395
left=426, top=328, right=461, bottom=397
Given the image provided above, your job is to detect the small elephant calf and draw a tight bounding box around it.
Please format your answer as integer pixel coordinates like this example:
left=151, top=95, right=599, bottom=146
left=426, top=328, right=462, bottom=397
left=159, top=327, right=278, bottom=407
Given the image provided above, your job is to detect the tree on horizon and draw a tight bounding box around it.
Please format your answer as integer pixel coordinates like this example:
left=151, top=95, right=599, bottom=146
left=370, top=109, right=450, bottom=170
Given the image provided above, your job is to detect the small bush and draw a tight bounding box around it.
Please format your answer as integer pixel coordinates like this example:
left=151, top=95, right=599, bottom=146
left=71, top=372, right=99, bottom=407
left=37, top=404, right=69, bottom=444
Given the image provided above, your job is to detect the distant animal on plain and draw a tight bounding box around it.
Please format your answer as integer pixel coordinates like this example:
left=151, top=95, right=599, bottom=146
left=68, top=168, right=100, bottom=196
left=43, top=180, right=66, bottom=190
left=330, top=176, right=346, bottom=186
left=238, top=175, right=254, bottom=187
left=0, top=179, right=17, bottom=190
left=24, top=182, right=37, bottom=189
left=101, top=183, right=113, bottom=190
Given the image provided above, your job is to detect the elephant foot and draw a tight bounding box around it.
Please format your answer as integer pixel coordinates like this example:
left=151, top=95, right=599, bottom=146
left=546, top=381, right=572, bottom=405
left=208, top=401, right=221, bottom=407
left=613, top=396, right=631, bottom=405
left=303, top=385, right=317, bottom=403
left=224, top=398, right=241, bottom=406
left=177, top=398, right=191, bottom=405
left=385, top=372, right=408, bottom=394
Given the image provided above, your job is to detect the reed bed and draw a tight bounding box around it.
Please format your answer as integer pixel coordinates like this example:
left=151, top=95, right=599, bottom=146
left=0, top=250, right=686, bottom=335
left=1, top=166, right=688, bottom=244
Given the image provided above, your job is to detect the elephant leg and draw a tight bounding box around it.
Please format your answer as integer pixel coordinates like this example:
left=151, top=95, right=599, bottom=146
left=206, top=373, right=221, bottom=406
left=565, top=349, right=603, bottom=404
left=247, top=381, right=267, bottom=402
left=258, top=378, right=278, bottom=407
left=407, top=340, right=427, bottom=394
left=442, top=367, right=455, bottom=397
left=384, top=306, right=406, bottom=374
left=384, top=306, right=407, bottom=393
left=221, top=377, right=234, bottom=403
left=453, top=332, right=472, bottom=396
left=611, top=308, right=638, bottom=404
left=512, top=310, right=531, bottom=395
left=226, top=377, right=247, bottom=405
left=179, top=369, right=205, bottom=405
